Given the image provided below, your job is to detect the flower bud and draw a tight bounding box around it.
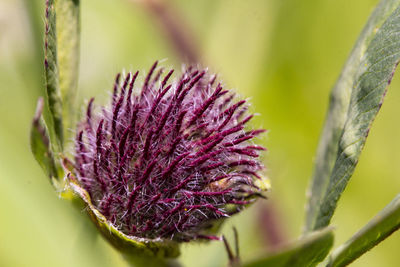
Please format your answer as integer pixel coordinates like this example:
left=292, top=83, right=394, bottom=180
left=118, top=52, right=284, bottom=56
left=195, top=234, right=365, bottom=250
left=70, top=62, right=267, bottom=247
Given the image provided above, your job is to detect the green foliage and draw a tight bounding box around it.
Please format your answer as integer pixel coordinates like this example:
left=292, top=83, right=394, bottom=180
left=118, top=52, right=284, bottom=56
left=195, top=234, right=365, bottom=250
left=305, top=0, right=400, bottom=231
left=327, top=194, right=400, bottom=267
left=242, top=227, right=334, bottom=267
left=44, top=0, right=64, bottom=151
left=56, top=0, right=80, bottom=140
left=30, top=98, right=58, bottom=181
left=43, top=0, right=81, bottom=151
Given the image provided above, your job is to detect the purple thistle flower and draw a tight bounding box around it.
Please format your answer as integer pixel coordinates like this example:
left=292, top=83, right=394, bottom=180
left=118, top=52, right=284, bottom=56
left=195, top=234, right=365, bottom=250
left=73, top=62, right=266, bottom=241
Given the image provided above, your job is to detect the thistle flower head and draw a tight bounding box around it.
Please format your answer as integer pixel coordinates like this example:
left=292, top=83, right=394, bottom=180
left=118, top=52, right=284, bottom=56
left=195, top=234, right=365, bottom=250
left=72, top=62, right=267, bottom=242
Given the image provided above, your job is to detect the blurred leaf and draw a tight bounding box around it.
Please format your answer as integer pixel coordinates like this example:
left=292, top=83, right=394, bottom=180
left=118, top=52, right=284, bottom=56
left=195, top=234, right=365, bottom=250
left=56, top=0, right=80, bottom=140
left=22, top=0, right=45, bottom=93
left=30, top=98, right=58, bottom=181
left=305, top=0, right=400, bottom=231
left=44, top=0, right=64, bottom=151
left=242, top=227, right=334, bottom=267
left=327, top=194, right=400, bottom=267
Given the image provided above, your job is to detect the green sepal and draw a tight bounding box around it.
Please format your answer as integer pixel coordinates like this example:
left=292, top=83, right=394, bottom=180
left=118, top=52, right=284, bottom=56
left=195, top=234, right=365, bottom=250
left=67, top=179, right=180, bottom=260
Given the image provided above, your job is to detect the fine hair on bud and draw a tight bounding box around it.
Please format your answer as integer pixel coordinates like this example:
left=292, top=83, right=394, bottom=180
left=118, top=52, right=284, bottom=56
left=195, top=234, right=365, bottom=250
left=73, top=61, right=266, bottom=241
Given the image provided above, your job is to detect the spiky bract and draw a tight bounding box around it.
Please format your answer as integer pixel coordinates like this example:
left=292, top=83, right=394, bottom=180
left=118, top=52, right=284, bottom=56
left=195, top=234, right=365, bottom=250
left=74, top=62, right=266, bottom=241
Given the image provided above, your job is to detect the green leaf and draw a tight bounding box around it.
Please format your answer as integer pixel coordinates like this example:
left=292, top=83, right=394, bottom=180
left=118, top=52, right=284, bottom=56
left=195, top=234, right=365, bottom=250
left=242, top=227, right=334, bottom=267
left=56, top=0, right=80, bottom=140
left=43, top=0, right=81, bottom=150
left=30, top=98, right=58, bottom=181
left=44, top=0, right=64, bottom=150
left=305, top=0, right=400, bottom=232
left=327, top=194, right=400, bottom=267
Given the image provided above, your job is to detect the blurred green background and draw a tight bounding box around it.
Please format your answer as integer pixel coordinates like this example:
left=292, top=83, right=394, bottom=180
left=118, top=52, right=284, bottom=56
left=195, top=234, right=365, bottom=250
left=1, top=0, right=400, bottom=266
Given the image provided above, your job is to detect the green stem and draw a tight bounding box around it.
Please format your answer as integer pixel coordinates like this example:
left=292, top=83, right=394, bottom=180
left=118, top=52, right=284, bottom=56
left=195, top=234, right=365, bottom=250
left=326, top=194, right=400, bottom=267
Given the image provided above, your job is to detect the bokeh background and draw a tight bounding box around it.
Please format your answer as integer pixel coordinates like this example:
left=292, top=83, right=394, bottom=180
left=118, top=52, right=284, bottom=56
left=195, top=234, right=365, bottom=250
left=1, top=0, right=400, bottom=266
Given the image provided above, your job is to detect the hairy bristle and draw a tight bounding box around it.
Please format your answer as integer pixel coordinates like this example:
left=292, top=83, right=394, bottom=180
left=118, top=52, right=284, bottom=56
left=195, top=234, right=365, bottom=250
left=73, top=63, right=266, bottom=241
